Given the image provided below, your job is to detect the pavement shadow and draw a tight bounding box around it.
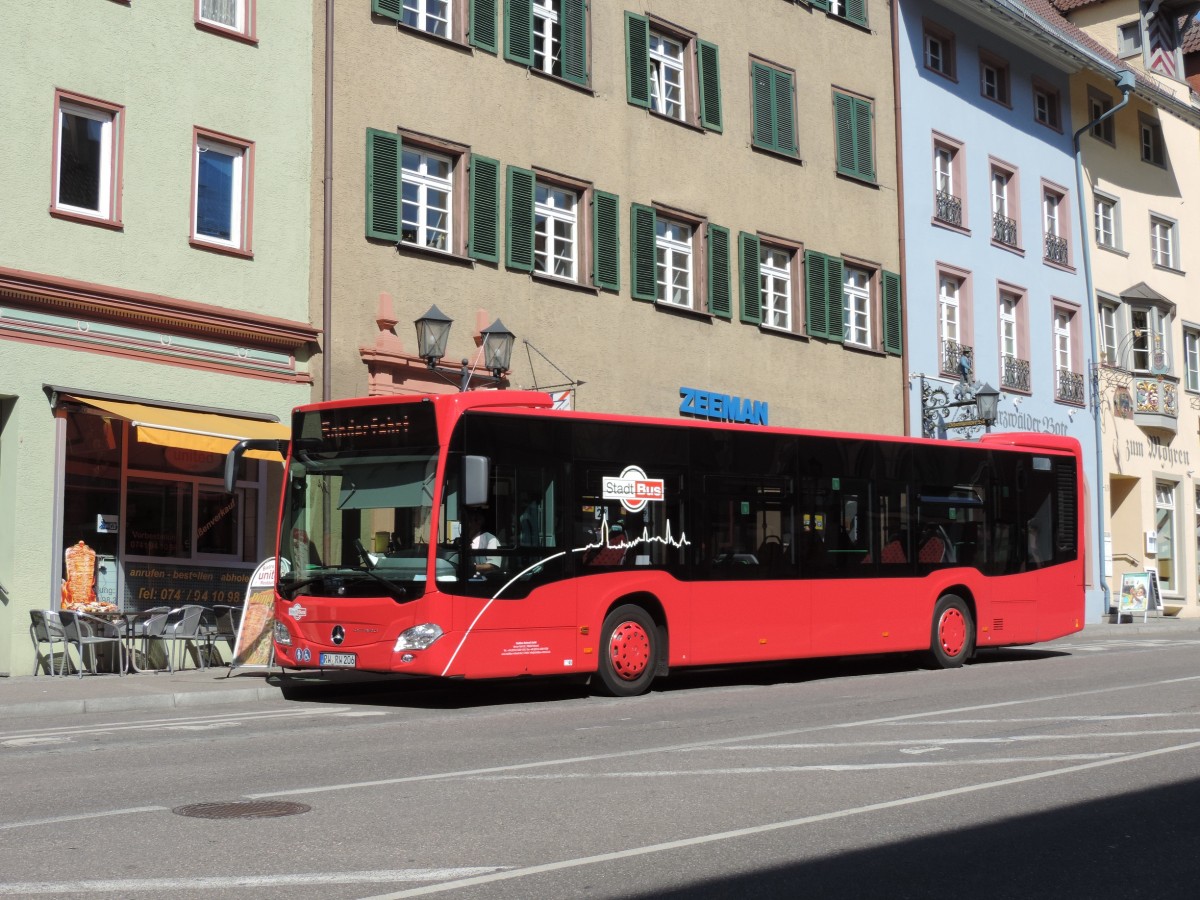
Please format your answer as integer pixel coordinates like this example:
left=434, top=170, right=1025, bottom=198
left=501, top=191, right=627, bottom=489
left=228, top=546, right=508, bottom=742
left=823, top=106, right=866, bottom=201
left=623, top=775, right=1200, bottom=900
left=266, top=645, right=1067, bottom=710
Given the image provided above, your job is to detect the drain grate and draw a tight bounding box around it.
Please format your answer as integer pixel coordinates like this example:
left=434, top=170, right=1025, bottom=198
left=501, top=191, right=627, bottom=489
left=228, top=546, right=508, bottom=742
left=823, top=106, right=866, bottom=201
left=172, top=800, right=311, bottom=819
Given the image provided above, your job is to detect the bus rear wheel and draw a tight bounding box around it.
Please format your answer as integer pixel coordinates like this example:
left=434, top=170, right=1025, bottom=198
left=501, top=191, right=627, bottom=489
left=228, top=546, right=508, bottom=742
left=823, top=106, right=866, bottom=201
left=927, top=594, right=974, bottom=669
left=595, top=604, right=658, bottom=697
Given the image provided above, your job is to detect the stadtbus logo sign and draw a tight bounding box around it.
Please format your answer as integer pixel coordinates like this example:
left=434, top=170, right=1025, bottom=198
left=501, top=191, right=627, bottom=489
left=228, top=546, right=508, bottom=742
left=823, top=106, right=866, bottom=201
left=603, top=465, right=664, bottom=513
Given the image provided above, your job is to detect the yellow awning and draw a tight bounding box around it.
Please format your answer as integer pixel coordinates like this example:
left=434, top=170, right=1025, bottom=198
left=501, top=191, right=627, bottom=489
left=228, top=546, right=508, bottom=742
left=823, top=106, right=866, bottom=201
left=70, top=395, right=288, bottom=461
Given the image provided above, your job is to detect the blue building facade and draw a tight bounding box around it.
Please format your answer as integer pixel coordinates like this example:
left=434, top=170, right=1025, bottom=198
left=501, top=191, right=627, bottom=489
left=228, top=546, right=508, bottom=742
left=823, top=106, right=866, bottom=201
left=896, top=0, right=1104, bottom=619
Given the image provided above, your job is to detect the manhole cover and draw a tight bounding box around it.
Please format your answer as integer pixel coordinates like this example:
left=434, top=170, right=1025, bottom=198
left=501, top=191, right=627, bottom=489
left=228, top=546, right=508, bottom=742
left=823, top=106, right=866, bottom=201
left=172, top=800, right=311, bottom=819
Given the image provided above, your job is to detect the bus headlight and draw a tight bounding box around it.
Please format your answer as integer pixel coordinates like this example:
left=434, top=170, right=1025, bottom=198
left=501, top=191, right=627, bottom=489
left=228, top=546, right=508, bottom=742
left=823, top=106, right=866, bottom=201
left=273, top=620, right=293, bottom=646
left=394, top=623, right=444, bottom=651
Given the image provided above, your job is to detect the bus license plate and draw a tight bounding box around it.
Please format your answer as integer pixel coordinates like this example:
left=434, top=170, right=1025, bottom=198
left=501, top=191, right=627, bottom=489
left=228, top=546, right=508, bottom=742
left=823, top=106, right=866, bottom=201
left=319, top=652, right=356, bottom=668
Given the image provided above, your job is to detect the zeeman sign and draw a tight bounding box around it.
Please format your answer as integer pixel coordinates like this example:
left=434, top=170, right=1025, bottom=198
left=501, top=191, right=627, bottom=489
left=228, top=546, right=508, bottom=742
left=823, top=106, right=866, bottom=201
left=679, top=386, right=769, bottom=426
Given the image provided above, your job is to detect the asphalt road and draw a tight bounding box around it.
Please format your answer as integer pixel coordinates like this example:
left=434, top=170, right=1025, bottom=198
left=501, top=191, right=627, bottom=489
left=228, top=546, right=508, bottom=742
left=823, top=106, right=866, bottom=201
left=2, top=632, right=1199, bottom=899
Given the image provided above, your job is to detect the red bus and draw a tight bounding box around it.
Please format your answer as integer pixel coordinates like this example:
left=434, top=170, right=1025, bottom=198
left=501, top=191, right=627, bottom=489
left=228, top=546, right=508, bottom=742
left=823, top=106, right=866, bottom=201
left=228, top=390, right=1084, bottom=696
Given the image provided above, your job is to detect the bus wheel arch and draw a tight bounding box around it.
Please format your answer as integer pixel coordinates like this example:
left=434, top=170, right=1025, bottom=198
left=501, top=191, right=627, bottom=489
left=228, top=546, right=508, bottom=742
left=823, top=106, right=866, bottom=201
left=593, top=595, right=668, bottom=697
left=927, top=590, right=976, bottom=669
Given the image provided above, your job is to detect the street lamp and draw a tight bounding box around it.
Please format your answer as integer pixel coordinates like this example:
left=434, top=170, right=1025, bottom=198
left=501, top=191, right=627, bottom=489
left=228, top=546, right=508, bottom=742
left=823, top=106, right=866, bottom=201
left=414, top=305, right=516, bottom=391
left=915, top=373, right=1000, bottom=439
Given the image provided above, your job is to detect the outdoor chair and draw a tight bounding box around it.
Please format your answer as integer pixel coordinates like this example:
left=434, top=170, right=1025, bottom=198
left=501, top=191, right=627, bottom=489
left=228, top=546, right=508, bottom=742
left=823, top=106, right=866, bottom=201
left=59, top=610, right=126, bottom=677
left=151, top=605, right=207, bottom=672
left=198, top=604, right=241, bottom=666
left=128, top=607, right=171, bottom=672
left=29, top=610, right=69, bottom=676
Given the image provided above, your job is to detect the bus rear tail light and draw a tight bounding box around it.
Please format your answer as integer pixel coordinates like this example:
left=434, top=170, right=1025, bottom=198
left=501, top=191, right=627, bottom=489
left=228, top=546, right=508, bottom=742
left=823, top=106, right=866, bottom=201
left=394, top=623, right=444, bottom=651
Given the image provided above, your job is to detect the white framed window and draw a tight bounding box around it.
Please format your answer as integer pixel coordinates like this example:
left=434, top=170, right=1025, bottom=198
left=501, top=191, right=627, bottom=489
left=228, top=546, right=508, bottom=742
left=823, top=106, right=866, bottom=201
left=1184, top=328, right=1200, bottom=392
left=1130, top=305, right=1172, bottom=374
left=1054, top=310, right=1072, bottom=373
left=935, top=147, right=953, bottom=195
left=923, top=23, right=955, bottom=78
left=1089, top=89, right=1115, bottom=144
left=191, top=128, right=252, bottom=253
left=1140, top=115, right=1165, bottom=167
left=842, top=265, right=871, bottom=347
left=53, top=92, right=122, bottom=225
left=533, top=0, right=561, bottom=76
left=980, top=52, right=1009, bottom=105
left=401, top=146, right=453, bottom=252
left=1151, top=215, right=1178, bottom=269
left=1155, top=481, right=1176, bottom=593
left=196, top=0, right=256, bottom=41
left=760, top=244, right=793, bottom=331
left=1043, top=185, right=1070, bottom=266
left=534, top=183, right=577, bottom=280
left=1000, top=294, right=1018, bottom=360
left=1100, top=301, right=1118, bottom=366
left=649, top=31, right=686, bottom=121
left=939, top=275, right=960, bottom=345
left=655, top=215, right=693, bottom=307
left=1033, top=80, right=1061, bottom=130
left=1094, top=192, right=1119, bottom=249
left=990, top=162, right=1018, bottom=247
left=402, top=0, right=450, bottom=38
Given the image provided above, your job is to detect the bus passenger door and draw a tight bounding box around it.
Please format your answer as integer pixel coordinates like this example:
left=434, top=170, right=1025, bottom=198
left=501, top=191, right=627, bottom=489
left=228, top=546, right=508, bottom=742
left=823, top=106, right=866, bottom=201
left=690, top=475, right=807, bottom=665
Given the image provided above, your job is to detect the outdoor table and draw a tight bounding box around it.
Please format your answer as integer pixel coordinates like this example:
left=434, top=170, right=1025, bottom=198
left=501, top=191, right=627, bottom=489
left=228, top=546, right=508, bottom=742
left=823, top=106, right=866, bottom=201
left=87, top=610, right=156, bottom=672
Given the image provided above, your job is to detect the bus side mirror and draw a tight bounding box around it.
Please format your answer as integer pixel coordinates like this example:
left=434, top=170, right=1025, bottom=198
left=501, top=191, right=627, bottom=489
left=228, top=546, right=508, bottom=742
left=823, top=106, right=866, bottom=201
left=224, top=439, right=289, bottom=493
left=463, top=455, right=490, bottom=507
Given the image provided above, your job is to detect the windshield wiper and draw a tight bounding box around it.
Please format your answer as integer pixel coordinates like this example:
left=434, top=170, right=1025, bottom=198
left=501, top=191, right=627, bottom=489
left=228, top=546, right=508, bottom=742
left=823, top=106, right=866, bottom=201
left=353, top=539, right=410, bottom=600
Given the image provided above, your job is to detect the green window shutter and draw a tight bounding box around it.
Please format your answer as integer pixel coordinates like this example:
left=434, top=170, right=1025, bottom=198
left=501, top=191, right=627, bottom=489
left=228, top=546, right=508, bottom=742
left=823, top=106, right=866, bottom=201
left=696, top=40, right=723, bottom=132
left=365, top=128, right=401, bottom=242
left=810, top=0, right=830, bottom=11
left=708, top=224, right=732, bottom=318
left=505, top=166, right=535, bottom=271
left=372, top=0, right=402, bottom=21
left=883, top=270, right=903, bottom=355
left=470, top=0, right=498, bottom=53
left=630, top=203, right=657, bottom=301
left=593, top=190, right=620, bottom=291
left=834, top=92, right=857, bottom=177
left=505, top=0, right=534, bottom=65
left=739, top=232, right=762, bottom=324
left=561, top=0, right=588, bottom=86
left=625, top=12, right=651, bottom=108
left=773, top=69, right=796, bottom=155
left=854, top=97, right=875, bottom=182
left=469, top=154, right=500, bottom=263
left=825, top=255, right=845, bottom=343
left=843, top=0, right=868, bottom=27
left=804, top=250, right=829, bottom=338
left=751, top=63, right=775, bottom=150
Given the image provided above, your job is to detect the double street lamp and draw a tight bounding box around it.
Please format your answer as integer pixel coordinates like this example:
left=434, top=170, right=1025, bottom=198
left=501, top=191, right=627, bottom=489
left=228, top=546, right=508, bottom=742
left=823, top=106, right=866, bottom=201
left=414, top=305, right=515, bottom=392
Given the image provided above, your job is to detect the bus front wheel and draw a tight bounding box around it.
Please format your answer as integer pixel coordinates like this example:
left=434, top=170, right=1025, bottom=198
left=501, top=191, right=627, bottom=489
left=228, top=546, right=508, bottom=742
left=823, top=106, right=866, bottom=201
left=595, top=604, right=658, bottom=697
left=927, top=594, right=974, bottom=669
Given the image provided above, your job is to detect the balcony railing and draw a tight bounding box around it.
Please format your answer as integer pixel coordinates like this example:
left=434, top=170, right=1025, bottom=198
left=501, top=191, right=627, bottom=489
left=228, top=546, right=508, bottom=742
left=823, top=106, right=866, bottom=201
left=940, top=339, right=973, bottom=379
left=1044, top=233, right=1069, bottom=265
left=992, top=212, right=1018, bottom=246
left=1001, top=354, right=1030, bottom=392
left=935, top=190, right=963, bottom=227
left=1056, top=368, right=1085, bottom=405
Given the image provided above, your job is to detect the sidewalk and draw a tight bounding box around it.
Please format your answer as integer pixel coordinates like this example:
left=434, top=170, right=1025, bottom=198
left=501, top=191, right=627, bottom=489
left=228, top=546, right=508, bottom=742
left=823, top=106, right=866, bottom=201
left=3, top=620, right=1197, bottom=721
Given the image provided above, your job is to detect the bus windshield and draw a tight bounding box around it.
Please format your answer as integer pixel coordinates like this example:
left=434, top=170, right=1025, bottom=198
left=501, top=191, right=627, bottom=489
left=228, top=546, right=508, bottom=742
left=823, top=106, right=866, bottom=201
left=279, top=402, right=442, bottom=601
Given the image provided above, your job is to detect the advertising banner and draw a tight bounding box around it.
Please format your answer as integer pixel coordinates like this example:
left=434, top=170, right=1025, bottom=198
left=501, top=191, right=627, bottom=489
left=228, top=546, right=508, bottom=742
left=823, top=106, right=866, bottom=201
left=230, top=557, right=283, bottom=670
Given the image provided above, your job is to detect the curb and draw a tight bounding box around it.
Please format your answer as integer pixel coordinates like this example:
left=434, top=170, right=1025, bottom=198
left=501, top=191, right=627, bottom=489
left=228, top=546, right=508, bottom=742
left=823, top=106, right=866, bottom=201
left=2, top=685, right=283, bottom=720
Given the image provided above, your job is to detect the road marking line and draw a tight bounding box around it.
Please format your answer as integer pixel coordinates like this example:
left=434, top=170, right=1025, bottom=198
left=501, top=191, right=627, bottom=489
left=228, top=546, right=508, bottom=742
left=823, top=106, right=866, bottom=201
left=247, top=673, right=1200, bottom=799
left=719, top=728, right=1200, bottom=749
left=0, top=706, right=352, bottom=742
left=0, top=807, right=167, bottom=832
left=0, top=869, right=507, bottom=895
left=358, top=739, right=1200, bottom=899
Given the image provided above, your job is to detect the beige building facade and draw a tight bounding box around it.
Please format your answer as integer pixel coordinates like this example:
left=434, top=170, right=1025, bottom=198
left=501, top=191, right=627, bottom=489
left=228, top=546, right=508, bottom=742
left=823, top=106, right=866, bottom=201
left=1049, top=0, right=1200, bottom=615
left=314, top=1, right=904, bottom=431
